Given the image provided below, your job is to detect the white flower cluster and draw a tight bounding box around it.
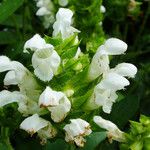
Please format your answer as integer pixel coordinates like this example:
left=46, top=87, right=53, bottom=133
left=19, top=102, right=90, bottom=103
left=35, top=0, right=69, bottom=28
left=0, top=8, right=137, bottom=147
left=88, top=38, right=137, bottom=113
left=35, top=0, right=55, bottom=28
left=0, top=8, right=89, bottom=147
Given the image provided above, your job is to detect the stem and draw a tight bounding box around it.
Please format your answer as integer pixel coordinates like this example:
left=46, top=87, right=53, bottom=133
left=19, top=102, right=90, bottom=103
left=0, top=127, right=14, bottom=150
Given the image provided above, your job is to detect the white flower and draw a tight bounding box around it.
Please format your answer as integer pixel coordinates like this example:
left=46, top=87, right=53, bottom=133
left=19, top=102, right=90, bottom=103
left=98, top=72, right=130, bottom=91
left=0, top=90, right=28, bottom=113
left=20, top=114, right=57, bottom=138
left=39, top=87, right=71, bottom=122
left=32, top=48, right=60, bottom=82
left=111, top=63, right=137, bottom=78
left=39, top=86, right=62, bottom=107
left=100, top=5, right=106, bottom=13
left=93, top=116, right=125, bottom=142
left=58, top=0, right=68, bottom=6
left=53, top=8, right=80, bottom=39
left=99, top=38, right=128, bottom=55
left=4, top=71, right=18, bottom=85
left=35, top=0, right=54, bottom=28
left=24, top=34, right=53, bottom=53
left=88, top=47, right=110, bottom=80
left=64, top=119, right=92, bottom=147
left=94, top=88, right=118, bottom=113
left=0, top=56, right=40, bottom=101
left=36, top=7, right=51, bottom=16
left=0, top=56, right=12, bottom=72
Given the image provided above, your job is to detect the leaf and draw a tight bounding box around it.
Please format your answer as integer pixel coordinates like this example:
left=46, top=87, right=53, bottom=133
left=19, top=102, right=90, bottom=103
left=44, top=139, right=69, bottom=150
left=0, top=14, right=23, bottom=28
left=77, top=132, right=106, bottom=150
left=0, top=31, right=18, bottom=44
left=61, top=45, right=78, bottom=59
left=0, top=0, right=24, bottom=23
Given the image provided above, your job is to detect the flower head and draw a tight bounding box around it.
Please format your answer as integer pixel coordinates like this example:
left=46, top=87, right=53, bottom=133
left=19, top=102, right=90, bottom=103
left=31, top=44, right=60, bottom=82
left=53, top=8, right=80, bottom=39
left=64, top=119, right=92, bottom=147
left=39, top=87, right=71, bottom=122
left=20, top=114, right=57, bottom=138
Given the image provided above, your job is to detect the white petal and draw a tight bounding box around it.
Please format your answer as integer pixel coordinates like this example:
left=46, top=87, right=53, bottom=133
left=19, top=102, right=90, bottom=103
left=112, top=63, right=137, bottom=78
left=4, top=71, right=18, bottom=85
left=36, top=0, right=44, bottom=7
left=36, top=7, right=51, bottom=16
left=0, top=56, right=12, bottom=72
left=88, top=47, right=110, bottom=80
left=94, top=116, right=119, bottom=131
left=32, top=48, right=60, bottom=81
left=38, top=122, right=57, bottom=140
left=0, top=90, right=27, bottom=113
left=64, top=119, right=92, bottom=147
left=93, top=116, right=125, bottom=142
left=24, top=34, right=53, bottom=52
left=39, top=86, right=63, bottom=107
left=48, top=95, right=71, bottom=122
left=56, top=8, right=73, bottom=23
left=98, top=72, right=130, bottom=91
left=100, top=38, right=128, bottom=55
left=20, top=114, right=48, bottom=134
left=0, top=90, right=18, bottom=106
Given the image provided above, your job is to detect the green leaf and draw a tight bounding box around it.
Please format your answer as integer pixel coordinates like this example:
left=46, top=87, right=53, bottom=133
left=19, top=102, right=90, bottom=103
left=77, top=132, right=106, bottom=150
left=0, top=0, right=24, bottom=23
left=44, top=139, right=69, bottom=150
left=0, top=14, right=23, bottom=28
left=0, top=31, right=18, bottom=44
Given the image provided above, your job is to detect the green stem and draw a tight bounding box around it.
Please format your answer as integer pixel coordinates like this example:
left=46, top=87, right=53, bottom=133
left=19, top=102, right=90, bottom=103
left=1, top=127, right=14, bottom=150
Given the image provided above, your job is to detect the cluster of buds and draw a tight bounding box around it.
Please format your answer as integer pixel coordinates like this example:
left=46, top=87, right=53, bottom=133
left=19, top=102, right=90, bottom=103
left=0, top=8, right=137, bottom=147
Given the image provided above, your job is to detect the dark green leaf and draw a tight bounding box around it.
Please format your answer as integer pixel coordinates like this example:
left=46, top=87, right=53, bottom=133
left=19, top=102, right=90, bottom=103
left=0, top=0, right=24, bottom=23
